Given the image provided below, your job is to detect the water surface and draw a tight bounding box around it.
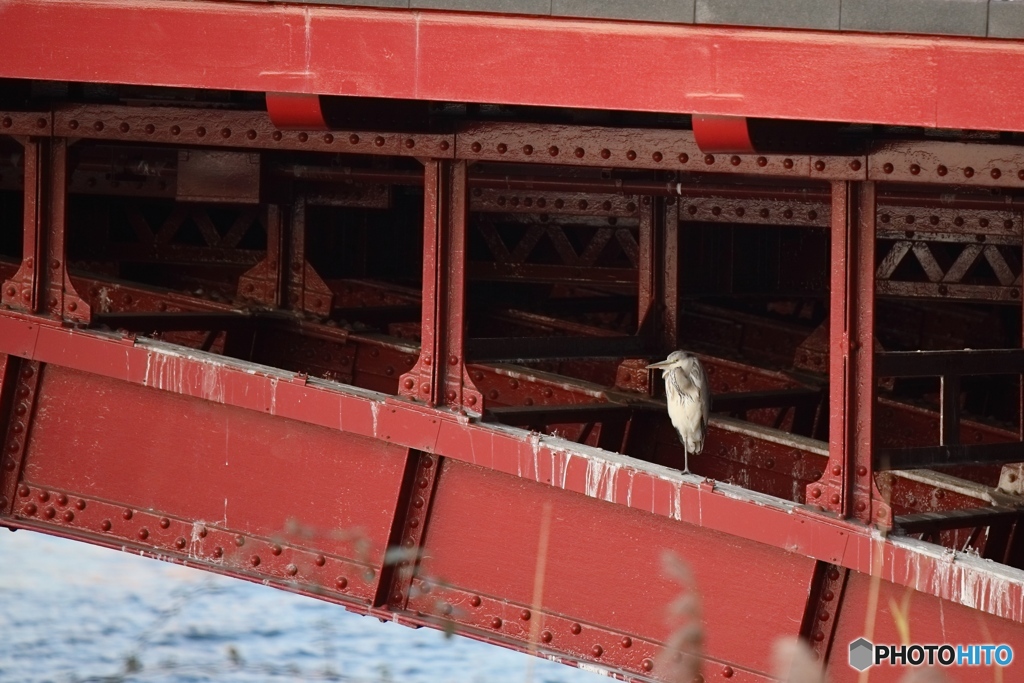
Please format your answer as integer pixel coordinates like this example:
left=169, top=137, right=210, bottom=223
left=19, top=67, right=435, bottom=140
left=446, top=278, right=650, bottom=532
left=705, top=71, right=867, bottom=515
left=0, top=530, right=602, bottom=683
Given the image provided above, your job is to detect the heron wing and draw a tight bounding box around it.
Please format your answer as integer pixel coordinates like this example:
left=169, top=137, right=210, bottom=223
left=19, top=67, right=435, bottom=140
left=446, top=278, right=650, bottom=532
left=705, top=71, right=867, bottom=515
left=687, top=357, right=712, bottom=435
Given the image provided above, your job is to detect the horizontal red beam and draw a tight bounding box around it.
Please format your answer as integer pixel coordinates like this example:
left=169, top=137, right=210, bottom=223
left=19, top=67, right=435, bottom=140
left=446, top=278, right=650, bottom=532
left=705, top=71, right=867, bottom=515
left=3, top=0, right=1024, bottom=132
left=2, top=312, right=1024, bottom=625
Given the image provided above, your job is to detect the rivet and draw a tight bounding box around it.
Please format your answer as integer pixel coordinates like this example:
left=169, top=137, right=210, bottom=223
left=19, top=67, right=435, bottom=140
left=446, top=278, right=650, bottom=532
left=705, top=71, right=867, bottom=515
left=704, top=154, right=715, bottom=165
left=783, top=158, right=794, bottom=169
left=138, top=528, right=149, bottom=540
left=491, top=617, right=502, bottom=628
left=808, top=210, right=817, bottom=221
left=882, top=163, right=894, bottom=174
left=119, top=122, right=129, bottom=133
left=813, top=630, right=825, bottom=642
left=197, top=526, right=207, bottom=538
left=196, top=126, right=206, bottom=137
left=783, top=209, right=793, bottom=219
left=470, top=596, right=481, bottom=607
left=574, top=147, right=584, bottom=158
left=814, top=160, right=825, bottom=171
left=592, top=645, right=603, bottom=657
left=287, top=564, right=298, bottom=576
left=571, top=623, right=581, bottom=635
left=964, top=167, right=975, bottom=178
left=101, top=519, right=111, bottom=531
left=471, top=142, right=482, bottom=153
left=626, top=150, right=636, bottom=161
left=0, top=117, right=11, bottom=128
left=497, top=143, right=507, bottom=154
left=818, top=610, right=830, bottom=621
left=828, top=568, right=840, bottom=580
left=18, top=485, right=30, bottom=498
left=541, top=630, right=553, bottom=643
left=621, top=636, right=632, bottom=648
left=439, top=140, right=450, bottom=151
left=43, top=506, right=55, bottom=519
left=543, top=388, right=553, bottom=398
left=642, top=659, right=654, bottom=672
left=316, top=555, right=326, bottom=566
left=523, top=144, right=533, bottom=155
left=849, top=159, right=862, bottom=171
left=160, top=517, right=170, bottom=529
left=56, top=493, right=68, bottom=506
left=829, top=493, right=840, bottom=505
left=94, top=121, right=104, bottom=131
left=404, top=138, right=415, bottom=149
left=679, top=153, right=689, bottom=163
left=403, top=378, right=415, bottom=389
left=466, top=395, right=477, bottom=406
left=272, top=131, right=282, bottom=141
left=831, top=465, right=841, bottom=476
left=442, top=603, right=453, bottom=615
left=175, top=537, right=187, bottom=549
left=857, top=466, right=867, bottom=476
left=214, top=547, right=224, bottom=558
left=711, top=206, right=721, bottom=216
left=235, top=535, right=245, bottom=547
left=247, top=130, right=257, bottom=140
left=413, top=497, right=424, bottom=509
left=722, top=665, right=734, bottom=678
left=730, top=155, right=741, bottom=166
left=271, top=544, right=282, bottom=556
left=653, top=151, right=663, bottom=162
left=760, top=208, right=769, bottom=218
left=250, top=555, right=261, bottom=566
left=144, top=124, right=155, bottom=133
left=38, top=491, right=51, bottom=503
left=24, top=503, right=37, bottom=515
left=337, top=577, right=348, bottom=589
left=937, top=165, right=948, bottom=176
left=520, top=609, right=531, bottom=620
left=910, top=164, right=921, bottom=175
left=549, top=146, right=559, bottom=156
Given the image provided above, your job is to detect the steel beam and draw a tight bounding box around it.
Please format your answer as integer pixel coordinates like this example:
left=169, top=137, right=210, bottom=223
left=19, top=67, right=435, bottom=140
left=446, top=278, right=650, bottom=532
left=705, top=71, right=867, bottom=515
left=3, top=2, right=1024, bottom=131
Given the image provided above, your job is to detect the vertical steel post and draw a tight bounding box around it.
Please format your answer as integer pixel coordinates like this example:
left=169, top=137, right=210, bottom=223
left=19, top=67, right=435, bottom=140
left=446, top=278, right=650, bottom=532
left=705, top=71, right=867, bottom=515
left=1, top=138, right=89, bottom=321
left=808, top=181, right=889, bottom=526
left=660, top=198, right=681, bottom=351
left=399, top=160, right=481, bottom=410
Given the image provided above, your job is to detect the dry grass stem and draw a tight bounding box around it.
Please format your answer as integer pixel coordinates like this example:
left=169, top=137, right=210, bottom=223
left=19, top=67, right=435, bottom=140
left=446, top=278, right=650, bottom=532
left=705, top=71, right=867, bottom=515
left=658, top=551, right=703, bottom=682
left=772, top=637, right=827, bottom=683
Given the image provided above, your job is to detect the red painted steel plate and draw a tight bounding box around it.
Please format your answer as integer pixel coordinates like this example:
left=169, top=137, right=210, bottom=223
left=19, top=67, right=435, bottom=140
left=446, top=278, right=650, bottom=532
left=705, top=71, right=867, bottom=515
left=2, top=0, right=1024, bottom=131
left=421, top=459, right=817, bottom=677
left=23, top=364, right=409, bottom=560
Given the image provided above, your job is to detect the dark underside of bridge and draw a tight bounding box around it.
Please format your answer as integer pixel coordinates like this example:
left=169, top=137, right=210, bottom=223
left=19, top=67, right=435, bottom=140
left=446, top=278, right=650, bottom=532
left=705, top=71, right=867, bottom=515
left=4, top=72, right=1024, bottom=683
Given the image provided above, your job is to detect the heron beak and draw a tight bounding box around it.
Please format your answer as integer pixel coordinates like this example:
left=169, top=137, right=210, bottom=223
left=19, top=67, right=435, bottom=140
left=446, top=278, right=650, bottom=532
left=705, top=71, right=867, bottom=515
left=646, top=360, right=673, bottom=369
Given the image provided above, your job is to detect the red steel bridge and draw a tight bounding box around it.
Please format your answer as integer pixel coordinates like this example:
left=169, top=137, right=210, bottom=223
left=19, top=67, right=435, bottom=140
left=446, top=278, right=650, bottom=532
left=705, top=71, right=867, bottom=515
left=3, top=1, right=1024, bottom=680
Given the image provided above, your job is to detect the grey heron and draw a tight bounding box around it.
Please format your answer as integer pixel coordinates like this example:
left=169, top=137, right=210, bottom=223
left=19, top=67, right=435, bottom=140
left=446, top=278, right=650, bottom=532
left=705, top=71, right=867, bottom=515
left=647, top=351, right=711, bottom=474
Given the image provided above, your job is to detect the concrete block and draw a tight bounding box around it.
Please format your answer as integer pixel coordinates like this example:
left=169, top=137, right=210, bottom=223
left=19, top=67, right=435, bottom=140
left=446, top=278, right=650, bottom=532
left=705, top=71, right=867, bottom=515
left=989, top=0, right=1024, bottom=38
left=841, top=0, right=989, bottom=37
left=552, top=0, right=695, bottom=24
left=411, top=0, right=552, bottom=14
left=696, top=0, right=840, bottom=30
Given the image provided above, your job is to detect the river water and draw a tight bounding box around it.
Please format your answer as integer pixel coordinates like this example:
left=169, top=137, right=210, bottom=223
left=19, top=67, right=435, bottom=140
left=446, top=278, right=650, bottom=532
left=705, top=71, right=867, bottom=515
left=0, top=530, right=601, bottom=683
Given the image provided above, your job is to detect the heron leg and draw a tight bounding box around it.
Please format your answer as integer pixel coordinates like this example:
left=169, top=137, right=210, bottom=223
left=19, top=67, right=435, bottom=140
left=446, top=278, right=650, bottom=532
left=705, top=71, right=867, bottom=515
left=683, top=447, right=690, bottom=475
